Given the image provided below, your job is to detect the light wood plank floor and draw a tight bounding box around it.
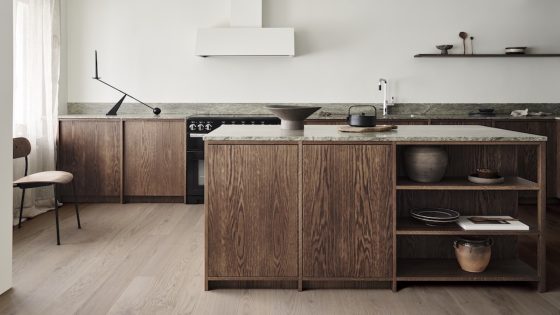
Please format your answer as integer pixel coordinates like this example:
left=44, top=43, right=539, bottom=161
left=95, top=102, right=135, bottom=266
left=0, top=203, right=558, bottom=315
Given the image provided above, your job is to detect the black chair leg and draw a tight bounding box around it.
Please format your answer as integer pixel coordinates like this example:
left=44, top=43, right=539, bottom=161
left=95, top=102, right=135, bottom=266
left=53, top=186, right=60, bottom=245
left=18, top=188, right=26, bottom=229
left=72, top=181, right=81, bottom=229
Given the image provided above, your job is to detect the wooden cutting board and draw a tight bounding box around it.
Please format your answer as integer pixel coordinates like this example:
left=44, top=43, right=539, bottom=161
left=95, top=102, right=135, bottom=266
left=338, top=125, right=398, bottom=133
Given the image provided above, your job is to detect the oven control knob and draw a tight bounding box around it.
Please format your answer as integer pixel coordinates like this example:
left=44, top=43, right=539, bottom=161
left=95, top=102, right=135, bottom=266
left=197, top=124, right=205, bottom=131
left=205, top=123, right=213, bottom=131
left=188, top=123, right=197, bottom=131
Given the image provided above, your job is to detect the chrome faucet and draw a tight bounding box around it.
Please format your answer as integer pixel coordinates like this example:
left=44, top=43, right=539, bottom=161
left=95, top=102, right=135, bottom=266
left=378, top=78, right=394, bottom=116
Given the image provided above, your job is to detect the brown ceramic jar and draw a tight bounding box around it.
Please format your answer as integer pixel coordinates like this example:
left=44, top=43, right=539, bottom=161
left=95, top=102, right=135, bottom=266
left=454, top=237, right=493, bottom=273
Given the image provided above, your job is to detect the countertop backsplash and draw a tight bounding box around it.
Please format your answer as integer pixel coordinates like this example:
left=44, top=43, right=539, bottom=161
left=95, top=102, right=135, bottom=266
left=65, top=103, right=560, bottom=119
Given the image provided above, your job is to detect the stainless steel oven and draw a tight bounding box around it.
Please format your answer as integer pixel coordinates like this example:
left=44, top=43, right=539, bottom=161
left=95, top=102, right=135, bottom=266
left=186, top=116, right=280, bottom=204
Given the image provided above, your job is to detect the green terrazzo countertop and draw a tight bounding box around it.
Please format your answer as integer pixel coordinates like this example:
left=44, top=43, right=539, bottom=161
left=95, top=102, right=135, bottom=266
left=204, top=125, right=547, bottom=142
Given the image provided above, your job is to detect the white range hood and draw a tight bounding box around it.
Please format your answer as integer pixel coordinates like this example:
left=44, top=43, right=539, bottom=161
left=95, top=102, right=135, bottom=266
left=195, top=0, right=295, bottom=57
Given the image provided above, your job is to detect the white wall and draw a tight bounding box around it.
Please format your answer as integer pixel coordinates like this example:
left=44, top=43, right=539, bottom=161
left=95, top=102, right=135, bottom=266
left=0, top=0, right=13, bottom=295
left=67, top=0, right=560, bottom=104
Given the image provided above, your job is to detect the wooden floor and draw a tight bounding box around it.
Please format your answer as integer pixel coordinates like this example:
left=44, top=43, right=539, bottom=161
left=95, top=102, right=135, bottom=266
left=0, top=203, right=559, bottom=315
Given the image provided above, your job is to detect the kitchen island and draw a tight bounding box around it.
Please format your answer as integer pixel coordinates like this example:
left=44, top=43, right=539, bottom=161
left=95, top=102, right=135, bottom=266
left=205, top=125, right=547, bottom=292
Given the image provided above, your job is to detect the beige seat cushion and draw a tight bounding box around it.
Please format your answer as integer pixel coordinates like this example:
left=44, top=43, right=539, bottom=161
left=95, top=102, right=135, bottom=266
left=14, top=171, right=74, bottom=186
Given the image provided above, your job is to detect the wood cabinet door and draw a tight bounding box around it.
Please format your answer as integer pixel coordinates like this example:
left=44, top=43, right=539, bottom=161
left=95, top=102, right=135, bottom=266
left=123, top=120, right=185, bottom=197
left=58, top=120, right=121, bottom=202
left=303, top=145, right=394, bottom=278
left=206, top=145, right=299, bottom=277
left=495, top=121, right=557, bottom=198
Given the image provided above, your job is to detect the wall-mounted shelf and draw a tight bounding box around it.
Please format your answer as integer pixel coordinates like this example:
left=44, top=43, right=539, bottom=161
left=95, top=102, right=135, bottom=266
left=414, top=54, right=560, bottom=58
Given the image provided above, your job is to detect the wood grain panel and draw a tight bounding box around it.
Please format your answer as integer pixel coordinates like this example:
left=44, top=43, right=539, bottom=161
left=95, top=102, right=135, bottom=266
left=123, top=120, right=185, bottom=197
left=206, top=145, right=299, bottom=277
left=58, top=120, right=121, bottom=201
left=302, top=145, right=393, bottom=278
left=495, top=121, right=556, bottom=198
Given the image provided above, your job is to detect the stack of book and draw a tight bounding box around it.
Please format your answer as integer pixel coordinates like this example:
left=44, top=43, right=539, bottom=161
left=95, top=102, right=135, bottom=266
left=457, top=216, right=529, bottom=231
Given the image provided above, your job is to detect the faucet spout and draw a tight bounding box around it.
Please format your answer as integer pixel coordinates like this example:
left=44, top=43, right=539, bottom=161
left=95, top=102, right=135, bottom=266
left=378, top=78, right=392, bottom=116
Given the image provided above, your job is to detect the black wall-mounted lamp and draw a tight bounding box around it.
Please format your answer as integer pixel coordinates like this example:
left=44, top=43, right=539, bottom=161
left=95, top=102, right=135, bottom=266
left=93, top=51, right=161, bottom=116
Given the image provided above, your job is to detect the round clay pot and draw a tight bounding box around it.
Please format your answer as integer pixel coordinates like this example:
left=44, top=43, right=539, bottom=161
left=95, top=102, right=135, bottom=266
left=454, top=237, right=493, bottom=273
left=404, top=146, right=448, bottom=183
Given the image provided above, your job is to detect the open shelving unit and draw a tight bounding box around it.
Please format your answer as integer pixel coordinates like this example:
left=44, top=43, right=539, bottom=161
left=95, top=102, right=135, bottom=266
left=414, top=54, right=560, bottom=58
left=393, top=143, right=546, bottom=292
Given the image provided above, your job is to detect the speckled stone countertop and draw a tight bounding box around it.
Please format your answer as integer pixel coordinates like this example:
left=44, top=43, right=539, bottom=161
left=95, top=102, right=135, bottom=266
left=62, top=102, right=560, bottom=121
left=58, top=114, right=189, bottom=120
left=204, top=125, right=547, bottom=142
left=310, top=114, right=559, bottom=120
left=57, top=113, right=560, bottom=121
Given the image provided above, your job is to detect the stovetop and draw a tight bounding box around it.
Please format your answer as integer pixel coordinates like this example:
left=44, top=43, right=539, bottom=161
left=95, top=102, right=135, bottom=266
left=187, top=116, right=280, bottom=134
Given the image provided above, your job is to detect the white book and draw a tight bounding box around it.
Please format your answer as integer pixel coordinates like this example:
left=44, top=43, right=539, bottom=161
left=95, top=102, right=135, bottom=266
left=457, top=216, right=529, bottom=231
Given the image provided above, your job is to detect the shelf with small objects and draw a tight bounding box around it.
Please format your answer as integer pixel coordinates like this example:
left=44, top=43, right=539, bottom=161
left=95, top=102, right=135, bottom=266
left=420, top=31, right=560, bottom=58
left=393, top=143, right=546, bottom=292
left=414, top=54, right=560, bottom=58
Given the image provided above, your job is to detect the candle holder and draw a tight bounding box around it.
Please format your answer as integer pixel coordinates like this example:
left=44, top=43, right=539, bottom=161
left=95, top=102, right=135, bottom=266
left=93, top=51, right=161, bottom=116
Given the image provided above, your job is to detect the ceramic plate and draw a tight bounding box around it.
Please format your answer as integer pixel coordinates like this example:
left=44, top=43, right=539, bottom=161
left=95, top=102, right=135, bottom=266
left=468, top=175, right=505, bottom=185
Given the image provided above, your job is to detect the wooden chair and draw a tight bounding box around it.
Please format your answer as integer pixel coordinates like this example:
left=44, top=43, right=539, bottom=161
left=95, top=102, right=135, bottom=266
left=13, top=137, right=81, bottom=245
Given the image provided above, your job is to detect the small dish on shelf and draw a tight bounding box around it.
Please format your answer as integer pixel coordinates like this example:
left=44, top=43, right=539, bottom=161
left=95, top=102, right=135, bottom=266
left=410, top=208, right=460, bottom=226
left=436, top=45, right=453, bottom=55
left=468, top=174, right=505, bottom=184
left=505, top=47, right=527, bottom=55
left=476, top=168, right=499, bottom=179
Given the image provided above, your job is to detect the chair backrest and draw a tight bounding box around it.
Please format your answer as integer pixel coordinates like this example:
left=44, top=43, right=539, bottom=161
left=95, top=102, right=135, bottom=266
left=13, top=137, right=31, bottom=159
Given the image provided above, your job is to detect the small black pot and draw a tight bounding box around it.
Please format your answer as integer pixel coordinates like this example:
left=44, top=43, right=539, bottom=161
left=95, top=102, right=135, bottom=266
left=347, top=105, right=377, bottom=127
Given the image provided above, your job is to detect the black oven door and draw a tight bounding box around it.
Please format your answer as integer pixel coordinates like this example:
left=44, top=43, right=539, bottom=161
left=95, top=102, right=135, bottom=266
left=187, top=150, right=205, bottom=204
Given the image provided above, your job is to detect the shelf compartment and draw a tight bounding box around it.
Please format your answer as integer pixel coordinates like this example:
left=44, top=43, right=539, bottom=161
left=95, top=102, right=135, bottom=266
left=396, top=176, right=539, bottom=191
left=414, top=54, right=560, bottom=58
left=397, top=259, right=539, bottom=282
left=396, top=217, right=538, bottom=236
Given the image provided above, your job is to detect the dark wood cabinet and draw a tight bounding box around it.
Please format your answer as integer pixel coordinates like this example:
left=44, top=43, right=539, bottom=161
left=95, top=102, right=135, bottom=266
left=58, top=118, right=186, bottom=203
left=302, top=145, right=394, bottom=279
left=123, top=120, right=186, bottom=200
left=206, top=144, right=299, bottom=278
left=494, top=121, right=557, bottom=198
left=58, top=120, right=121, bottom=202
left=204, top=132, right=546, bottom=291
